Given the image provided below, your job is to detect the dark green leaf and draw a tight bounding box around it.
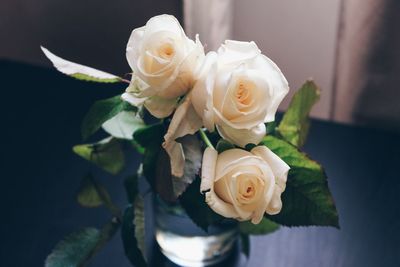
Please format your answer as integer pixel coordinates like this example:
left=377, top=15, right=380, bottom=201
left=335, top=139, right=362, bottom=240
left=77, top=174, right=112, bottom=208
left=240, top=234, right=250, bottom=257
left=134, top=196, right=146, bottom=261
left=278, top=80, right=320, bottom=147
left=81, top=95, right=136, bottom=140
left=73, top=137, right=124, bottom=174
left=133, top=123, right=165, bottom=147
left=239, top=218, right=280, bottom=235
left=124, top=174, right=139, bottom=204
left=45, top=228, right=100, bottom=267
left=102, top=111, right=145, bottom=140
left=265, top=121, right=277, bottom=135
left=45, top=221, right=120, bottom=267
left=121, top=206, right=147, bottom=267
left=216, top=139, right=235, bottom=153
left=261, top=135, right=339, bottom=228
left=179, top=177, right=223, bottom=231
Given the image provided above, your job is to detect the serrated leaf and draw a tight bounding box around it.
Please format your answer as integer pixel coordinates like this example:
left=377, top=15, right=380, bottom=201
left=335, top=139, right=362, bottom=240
left=121, top=206, right=147, bottom=267
left=261, top=135, right=339, bottom=228
left=102, top=111, right=145, bottom=140
left=45, top=221, right=120, bottom=267
left=82, top=95, right=136, bottom=140
left=77, top=174, right=111, bottom=208
left=179, top=177, right=224, bottom=231
left=240, top=234, right=250, bottom=257
left=239, top=218, right=280, bottom=235
left=45, top=228, right=100, bottom=267
left=216, top=139, right=235, bottom=153
left=278, top=80, right=320, bottom=147
left=134, top=196, right=146, bottom=261
left=73, top=137, right=124, bottom=174
left=41, top=46, right=122, bottom=83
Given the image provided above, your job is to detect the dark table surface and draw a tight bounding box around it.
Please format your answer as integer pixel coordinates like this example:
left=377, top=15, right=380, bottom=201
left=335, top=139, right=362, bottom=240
left=1, top=60, right=400, bottom=267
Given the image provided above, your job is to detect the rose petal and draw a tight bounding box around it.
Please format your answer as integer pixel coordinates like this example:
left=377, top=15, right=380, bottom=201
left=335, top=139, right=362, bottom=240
left=144, top=95, right=177, bottom=118
left=162, top=95, right=203, bottom=178
left=217, top=40, right=261, bottom=65
left=163, top=140, right=185, bottom=178
left=191, top=51, right=218, bottom=131
left=200, top=147, right=218, bottom=192
left=205, top=190, right=239, bottom=219
left=121, top=92, right=146, bottom=107
left=216, top=123, right=266, bottom=148
left=251, top=145, right=290, bottom=188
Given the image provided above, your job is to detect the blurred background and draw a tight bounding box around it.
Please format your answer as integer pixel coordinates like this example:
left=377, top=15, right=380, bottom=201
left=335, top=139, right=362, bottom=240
left=1, top=0, right=399, bottom=131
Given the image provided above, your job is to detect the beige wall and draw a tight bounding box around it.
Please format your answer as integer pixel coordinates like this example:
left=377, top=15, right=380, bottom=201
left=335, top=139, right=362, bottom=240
left=233, top=0, right=341, bottom=120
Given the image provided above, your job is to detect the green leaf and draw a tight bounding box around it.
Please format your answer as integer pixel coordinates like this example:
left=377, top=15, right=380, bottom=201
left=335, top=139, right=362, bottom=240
left=45, top=228, right=100, bottom=267
left=216, top=139, right=235, bottom=153
left=240, top=234, right=250, bottom=257
left=179, top=177, right=223, bottom=231
left=134, top=195, right=146, bottom=261
left=81, top=95, right=136, bottom=140
left=124, top=174, right=139, bottom=204
left=239, top=218, right=280, bottom=235
left=77, top=174, right=111, bottom=208
left=102, top=111, right=145, bottom=140
left=265, top=121, right=277, bottom=135
left=73, top=137, right=124, bottom=174
left=45, top=221, right=120, bottom=267
left=261, top=135, right=339, bottom=228
left=121, top=206, right=147, bottom=267
left=41, top=46, right=123, bottom=83
left=278, top=80, right=320, bottom=147
left=133, top=123, right=165, bottom=147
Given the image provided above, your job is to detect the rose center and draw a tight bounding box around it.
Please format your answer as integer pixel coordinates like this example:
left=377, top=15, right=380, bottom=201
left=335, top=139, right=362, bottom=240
left=159, top=43, right=175, bottom=59
left=235, top=80, right=255, bottom=106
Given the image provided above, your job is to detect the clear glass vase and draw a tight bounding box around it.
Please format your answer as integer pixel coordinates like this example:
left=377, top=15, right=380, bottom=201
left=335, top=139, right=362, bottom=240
left=154, top=196, right=240, bottom=267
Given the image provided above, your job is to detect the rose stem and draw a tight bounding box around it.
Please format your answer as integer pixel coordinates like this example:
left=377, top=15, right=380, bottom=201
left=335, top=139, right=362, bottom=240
left=199, top=129, right=215, bottom=150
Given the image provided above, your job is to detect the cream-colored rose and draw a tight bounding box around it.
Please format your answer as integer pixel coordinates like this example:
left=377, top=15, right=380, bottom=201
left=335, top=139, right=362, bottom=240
left=122, top=14, right=204, bottom=118
left=192, top=40, right=289, bottom=147
left=200, top=146, right=290, bottom=224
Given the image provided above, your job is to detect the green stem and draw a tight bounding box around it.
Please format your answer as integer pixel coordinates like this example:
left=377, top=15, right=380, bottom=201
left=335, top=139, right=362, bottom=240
left=199, top=129, right=215, bottom=149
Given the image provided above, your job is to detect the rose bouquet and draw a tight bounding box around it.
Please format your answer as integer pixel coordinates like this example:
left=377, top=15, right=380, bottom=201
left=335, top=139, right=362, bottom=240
left=42, top=14, right=338, bottom=267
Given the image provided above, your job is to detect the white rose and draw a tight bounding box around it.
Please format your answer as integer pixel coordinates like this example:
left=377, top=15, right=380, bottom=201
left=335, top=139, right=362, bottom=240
left=191, top=40, right=289, bottom=147
left=200, top=146, right=290, bottom=224
left=122, top=14, right=204, bottom=118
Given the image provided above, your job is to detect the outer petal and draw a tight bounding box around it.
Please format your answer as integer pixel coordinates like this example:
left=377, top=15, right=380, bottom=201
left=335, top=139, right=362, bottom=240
left=163, top=141, right=185, bottom=178
left=121, top=92, right=146, bottom=107
left=251, top=145, right=290, bottom=215
left=144, top=96, right=177, bottom=118
left=253, top=55, right=289, bottom=122
left=126, top=26, right=145, bottom=71
left=202, top=147, right=240, bottom=219
left=216, top=123, right=266, bottom=148
left=217, top=40, right=261, bottom=66
left=163, top=95, right=202, bottom=178
left=191, top=51, right=218, bottom=131
left=164, top=95, right=202, bottom=145
left=200, top=147, right=218, bottom=192
left=251, top=145, right=290, bottom=188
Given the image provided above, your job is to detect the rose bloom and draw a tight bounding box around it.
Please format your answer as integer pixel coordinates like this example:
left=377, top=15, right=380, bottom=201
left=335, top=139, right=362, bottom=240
left=191, top=40, right=289, bottom=147
left=122, top=14, right=204, bottom=118
left=200, top=146, right=290, bottom=224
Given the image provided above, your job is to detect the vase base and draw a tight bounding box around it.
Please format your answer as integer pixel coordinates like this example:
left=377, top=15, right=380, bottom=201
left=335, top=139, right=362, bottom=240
left=155, top=228, right=238, bottom=267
